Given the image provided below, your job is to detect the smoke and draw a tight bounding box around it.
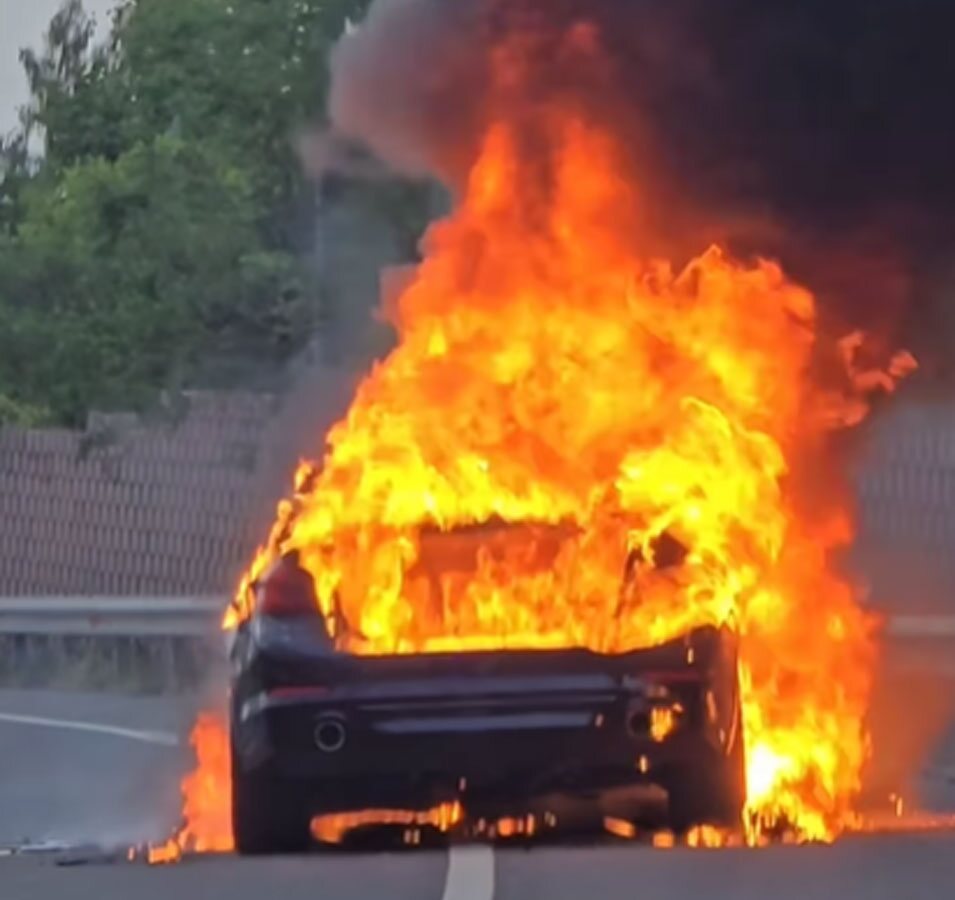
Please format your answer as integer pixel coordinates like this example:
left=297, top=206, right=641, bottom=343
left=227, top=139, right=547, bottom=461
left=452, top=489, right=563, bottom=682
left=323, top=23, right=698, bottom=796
left=328, top=0, right=955, bottom=367
left=328, top=0, right=488, bottom=184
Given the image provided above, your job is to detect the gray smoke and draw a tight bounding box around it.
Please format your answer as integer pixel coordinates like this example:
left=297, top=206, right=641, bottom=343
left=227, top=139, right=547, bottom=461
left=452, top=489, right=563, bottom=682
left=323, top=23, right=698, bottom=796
left=328, top=0, right=488, bottom=186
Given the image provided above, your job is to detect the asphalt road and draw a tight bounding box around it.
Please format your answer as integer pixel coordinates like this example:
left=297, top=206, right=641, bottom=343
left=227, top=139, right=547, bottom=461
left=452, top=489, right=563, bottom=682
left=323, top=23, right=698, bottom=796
left=4, top=834, right=955, bottom=900
left=1, top=688, right=955, bottom=900
left=0, top=689, right=196, bottom=847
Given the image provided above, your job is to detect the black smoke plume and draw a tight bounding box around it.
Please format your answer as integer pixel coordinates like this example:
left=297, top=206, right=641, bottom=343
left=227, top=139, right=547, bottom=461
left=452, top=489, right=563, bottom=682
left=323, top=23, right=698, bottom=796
left=329, top=0, right=955, bottom=372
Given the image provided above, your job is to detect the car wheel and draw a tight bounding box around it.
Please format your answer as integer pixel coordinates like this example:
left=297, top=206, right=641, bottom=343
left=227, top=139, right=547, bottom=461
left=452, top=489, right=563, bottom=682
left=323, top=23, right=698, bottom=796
left=667, top=706, right=746, bottom=833
left=231, top=740, right=310, bottom=855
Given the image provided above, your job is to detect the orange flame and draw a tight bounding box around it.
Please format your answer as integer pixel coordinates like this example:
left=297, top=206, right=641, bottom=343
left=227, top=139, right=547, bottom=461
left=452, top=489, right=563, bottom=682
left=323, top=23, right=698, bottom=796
left=148, top=713, right=233, bottom=864
left=311, top=802, right=463, bottom=844
left=649, top=705, right=679, bottom=743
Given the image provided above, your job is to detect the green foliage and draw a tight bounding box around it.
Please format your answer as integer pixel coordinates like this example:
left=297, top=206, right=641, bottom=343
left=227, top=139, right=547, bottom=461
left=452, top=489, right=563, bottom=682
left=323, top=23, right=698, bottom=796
left=0, top=393, right=50, bottom=428
left=0, top=137, right=311, bottom=423
left=0, top=0, right=432, bottom=426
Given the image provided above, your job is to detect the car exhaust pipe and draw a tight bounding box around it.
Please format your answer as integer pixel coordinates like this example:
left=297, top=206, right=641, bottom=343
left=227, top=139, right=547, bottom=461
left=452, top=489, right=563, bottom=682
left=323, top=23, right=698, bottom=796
left=314, top=717, right=347, bottom=753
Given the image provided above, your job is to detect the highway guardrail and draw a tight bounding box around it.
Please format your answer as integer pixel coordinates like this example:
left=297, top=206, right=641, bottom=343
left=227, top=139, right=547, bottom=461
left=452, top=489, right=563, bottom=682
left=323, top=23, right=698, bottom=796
left=0, top=596, right=226, bottom=638
left=1, top=596, right=954, bottom=640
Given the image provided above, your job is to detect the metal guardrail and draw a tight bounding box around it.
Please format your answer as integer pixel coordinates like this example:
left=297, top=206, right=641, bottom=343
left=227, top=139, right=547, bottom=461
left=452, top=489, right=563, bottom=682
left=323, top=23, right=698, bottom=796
left=0, top=596, right=954, bottom=640
left=0, top=596, right=225, bottom=638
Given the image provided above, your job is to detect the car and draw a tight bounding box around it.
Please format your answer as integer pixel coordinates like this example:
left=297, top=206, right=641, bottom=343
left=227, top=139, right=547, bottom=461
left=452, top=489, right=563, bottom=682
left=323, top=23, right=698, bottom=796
left=227, top=522, right=746, bottom=854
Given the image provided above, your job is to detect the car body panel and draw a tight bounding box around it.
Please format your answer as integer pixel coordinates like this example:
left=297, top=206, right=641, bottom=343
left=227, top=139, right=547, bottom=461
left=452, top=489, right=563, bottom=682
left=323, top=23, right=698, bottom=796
left=230, top=606, right=742, bottom=826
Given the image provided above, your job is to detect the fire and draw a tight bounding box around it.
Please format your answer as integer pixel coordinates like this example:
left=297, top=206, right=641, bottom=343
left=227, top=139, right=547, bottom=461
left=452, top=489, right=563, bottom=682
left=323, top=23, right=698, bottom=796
left=604, top=817, right=637, bottom=840
left=311, top=802, right=463, bottom=845
left=649, top=705, right=679, bottom=743
left=190, top=22, right=917, bottom=851
left=148, top=714, right=233, bottom=864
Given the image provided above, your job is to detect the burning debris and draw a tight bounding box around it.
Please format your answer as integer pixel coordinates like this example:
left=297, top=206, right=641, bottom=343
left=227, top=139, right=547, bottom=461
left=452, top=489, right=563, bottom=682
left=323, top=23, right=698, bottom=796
left=156, top=1, right=924, bottom=856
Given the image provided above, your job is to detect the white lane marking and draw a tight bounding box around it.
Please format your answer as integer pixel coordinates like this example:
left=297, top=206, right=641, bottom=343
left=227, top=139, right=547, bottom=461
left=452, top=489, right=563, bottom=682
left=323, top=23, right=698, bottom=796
left=442, top=845, right=495, bottom=900
left=0, top=711, right=179, bottom=746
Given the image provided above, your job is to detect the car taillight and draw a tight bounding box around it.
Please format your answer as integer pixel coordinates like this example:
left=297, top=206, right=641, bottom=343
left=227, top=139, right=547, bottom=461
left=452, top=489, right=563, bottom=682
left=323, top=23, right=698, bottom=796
left=256, top=576, right=318, bottom=618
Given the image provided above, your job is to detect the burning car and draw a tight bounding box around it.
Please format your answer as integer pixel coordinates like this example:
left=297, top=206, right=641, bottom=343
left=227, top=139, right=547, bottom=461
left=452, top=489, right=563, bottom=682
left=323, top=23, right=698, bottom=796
left=148, top=4, right=922, bottom=860
left=205, top=24, right=919, bottom=856
left=228, top=523, right=745, bottom=853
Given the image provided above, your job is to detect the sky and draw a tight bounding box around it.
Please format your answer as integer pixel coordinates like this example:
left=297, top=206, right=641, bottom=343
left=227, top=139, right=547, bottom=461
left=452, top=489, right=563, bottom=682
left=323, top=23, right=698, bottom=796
left=1, top=0, right=115, bottom=137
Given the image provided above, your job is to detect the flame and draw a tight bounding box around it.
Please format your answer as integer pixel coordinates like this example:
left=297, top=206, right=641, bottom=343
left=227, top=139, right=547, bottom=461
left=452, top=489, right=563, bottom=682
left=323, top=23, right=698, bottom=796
left=604, top=817, right=637, bottom=840
left=193, top=27, right=916, bottom=850
left=649, top=705, right=679, bottom=743
left=491, top=814, right=539, bottom=839
left=311, top=802, right=463, bottom=844
left=148, top=714, right=233, bottom=864
left=652, top=830, right=676, bottom=849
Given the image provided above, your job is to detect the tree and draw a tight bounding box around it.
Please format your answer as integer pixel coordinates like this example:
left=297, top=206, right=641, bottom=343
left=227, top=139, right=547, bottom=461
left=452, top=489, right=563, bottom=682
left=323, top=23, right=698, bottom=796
left=0, top=137, right=310, bottom=423
left=0, top=0, right=434, bottom=426
left=18, top=0, right=374, bottom=249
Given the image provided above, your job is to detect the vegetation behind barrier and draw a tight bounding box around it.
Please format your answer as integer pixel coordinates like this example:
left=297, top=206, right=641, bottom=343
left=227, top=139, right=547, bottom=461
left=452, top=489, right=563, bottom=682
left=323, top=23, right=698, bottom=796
left=0, top=0, right=433, bottom=427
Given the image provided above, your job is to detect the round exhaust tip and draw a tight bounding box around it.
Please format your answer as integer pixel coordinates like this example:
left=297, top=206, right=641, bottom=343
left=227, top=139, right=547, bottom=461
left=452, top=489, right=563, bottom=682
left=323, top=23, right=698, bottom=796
left=314, top=717, right=346, bottom=753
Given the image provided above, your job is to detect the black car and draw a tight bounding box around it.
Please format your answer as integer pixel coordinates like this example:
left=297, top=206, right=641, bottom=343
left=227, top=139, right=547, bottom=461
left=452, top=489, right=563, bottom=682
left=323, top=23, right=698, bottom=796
left=227, top=525, right=746, bottom=854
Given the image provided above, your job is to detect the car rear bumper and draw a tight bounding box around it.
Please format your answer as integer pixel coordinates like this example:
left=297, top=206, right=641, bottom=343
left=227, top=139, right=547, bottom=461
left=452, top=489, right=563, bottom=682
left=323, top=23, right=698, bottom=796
left=232, top=652, right=737, bottom=820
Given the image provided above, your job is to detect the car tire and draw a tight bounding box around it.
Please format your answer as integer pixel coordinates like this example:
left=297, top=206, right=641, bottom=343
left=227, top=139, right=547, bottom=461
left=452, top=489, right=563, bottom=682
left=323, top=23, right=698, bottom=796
left=231, top=740, right=311, bottom=855
left=667, top=704, right=746, bottom=833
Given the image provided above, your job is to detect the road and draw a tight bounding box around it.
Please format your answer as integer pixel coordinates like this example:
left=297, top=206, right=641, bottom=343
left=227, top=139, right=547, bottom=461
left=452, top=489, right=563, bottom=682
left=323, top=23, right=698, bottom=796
left=2, top=688, right=955, bottom=900
left=0, top=689, right=195, bottom=848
